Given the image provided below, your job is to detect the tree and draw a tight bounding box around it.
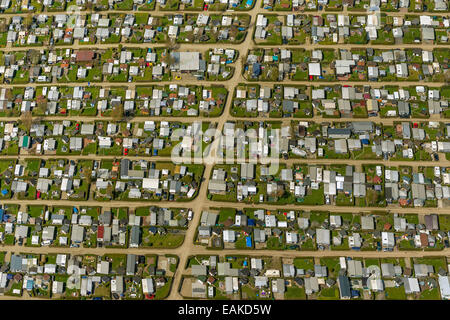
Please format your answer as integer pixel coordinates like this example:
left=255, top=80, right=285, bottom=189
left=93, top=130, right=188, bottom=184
left=185, top=33, right=195, bottom=43
left=28, top=50, right=40, bottom=65
left=24, top=13, right=33, bottom=29
left=106, top=184, right=113, bottom=199
left=229, top=25, right=238, bottom=39
left=444, top=69, right=450, bottom=83
left=162, top=50, right=176, bottom=67
left=276, top=185, right=286, bottom=198
left=165, top=37, right=180, bottom=51
left=181, top=175, right=193, bottom=184
left=214, top=28, right=223, bottom=42
left=85, top=1, right=93, bottom=12
left=0, top=20, right=7, bottom=33
left=4, top=88, right=12, bottom=100
left=20, top=111, right=33, bottom=133
left=239, top=54, right=247, bottom=69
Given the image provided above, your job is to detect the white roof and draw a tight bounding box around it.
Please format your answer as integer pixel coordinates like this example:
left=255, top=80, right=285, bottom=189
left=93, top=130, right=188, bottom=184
left=308, top=63, right=321, bottom=76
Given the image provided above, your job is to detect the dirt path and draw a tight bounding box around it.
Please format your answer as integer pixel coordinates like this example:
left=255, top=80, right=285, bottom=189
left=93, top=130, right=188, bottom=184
left=2, top=0, right=449, bottom=300
left=2, top=41, right=449, bottom=53
left=0, top=114, right=445, bottom=123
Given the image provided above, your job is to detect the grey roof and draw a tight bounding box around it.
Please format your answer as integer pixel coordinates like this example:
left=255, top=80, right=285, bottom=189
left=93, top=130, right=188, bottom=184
left=191, top=264, right=207, bottom=276
left=126, top=254, right=136, bottom=275
left=338, top=275, right=351, bottom=299
left=316, top=228, right=330, bottom=245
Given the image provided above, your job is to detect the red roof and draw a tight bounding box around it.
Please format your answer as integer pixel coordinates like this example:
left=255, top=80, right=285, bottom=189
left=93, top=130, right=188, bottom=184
left=76, top=50, right=95, bottom=62
left=420, top=233, right=429, bottom=247
left=373, top=176, right=382, bottom=184
left=97, top=225, right=104, bottom=239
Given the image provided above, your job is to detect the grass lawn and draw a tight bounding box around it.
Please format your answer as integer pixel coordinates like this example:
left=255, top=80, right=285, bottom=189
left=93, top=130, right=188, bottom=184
left=155, top=277, right=173, bottom=300
left=135, top=207, right=150, bottom=216
left=25, top=159, right=41, bottom=173
left=302, top=188, right=325, bottom=205
left=317, top=286, right=339, bottom=300
left=293, top=257, right=314, bottom=270
left=108, top=254, right=126, bottom=271
left=241, top=285, right=259, bottom=299
left=285, top=285, right=306, bottom=299
left=420, top=287, right=441, bottom=300
left=309, top=211, right=328, bottom=225
left=0, top=160, right=15, bottom=173
left=93, top=284, right=111, bottom=298
left=385, top=286, right=406, bottom=300
left=142, top=233, right=185, bottom=248
left=28, top=205, right=45, bottom=218
left=266, top=236, right=285, bottom=250
left=414, top=257, right=447, bottom=273
left=438, top=215, right=450, bottom=231
left=364, top=258, right=380, bottom=268
left=320, top=257, right=341, bottom=277
left=218, top=208, right=236, bottom=223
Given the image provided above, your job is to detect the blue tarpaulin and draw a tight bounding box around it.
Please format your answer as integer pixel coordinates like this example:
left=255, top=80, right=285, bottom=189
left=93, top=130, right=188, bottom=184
left=1, top=189, right=7, bottom=195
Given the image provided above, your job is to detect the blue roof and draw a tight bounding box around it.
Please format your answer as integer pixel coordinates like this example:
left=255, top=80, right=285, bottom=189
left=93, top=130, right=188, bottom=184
left=246, top=0, right=253, bottom=5
left=248, top=219, right=255, bottom=226
left=26, top=280, right=34, bottom=290
left=252, top=63, right=261, bottom=76
left=246, top=236, right=252, bottom=247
